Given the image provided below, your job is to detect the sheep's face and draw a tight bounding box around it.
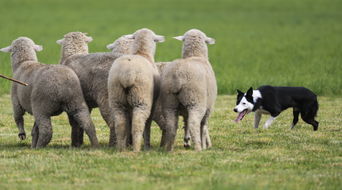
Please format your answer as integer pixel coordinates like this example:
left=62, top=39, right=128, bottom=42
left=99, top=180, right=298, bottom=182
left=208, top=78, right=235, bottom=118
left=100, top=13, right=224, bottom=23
left=56, top=32, right=93, bottom=46
left=173, top=29, right=215, bottom=45
left=0, top=37, right=43, bottom=54
left=106, top=35, right=134, bottom=55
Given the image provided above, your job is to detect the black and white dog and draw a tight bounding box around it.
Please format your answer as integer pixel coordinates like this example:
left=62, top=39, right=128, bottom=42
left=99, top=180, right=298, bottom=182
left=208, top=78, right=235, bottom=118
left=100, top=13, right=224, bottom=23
left=233, top=86, right=319, bottom=131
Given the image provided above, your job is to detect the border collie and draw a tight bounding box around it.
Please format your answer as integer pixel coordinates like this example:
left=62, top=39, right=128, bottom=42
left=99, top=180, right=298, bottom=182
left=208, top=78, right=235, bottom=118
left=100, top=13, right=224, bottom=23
left=233, top=85, right=319, bottom=131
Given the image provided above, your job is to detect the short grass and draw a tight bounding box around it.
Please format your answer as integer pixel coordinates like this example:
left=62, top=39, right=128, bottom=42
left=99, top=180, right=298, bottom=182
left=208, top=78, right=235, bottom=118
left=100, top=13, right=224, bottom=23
left=0, top=94, right=341, bottom=190
left=1, top=0, right=342, bottom=95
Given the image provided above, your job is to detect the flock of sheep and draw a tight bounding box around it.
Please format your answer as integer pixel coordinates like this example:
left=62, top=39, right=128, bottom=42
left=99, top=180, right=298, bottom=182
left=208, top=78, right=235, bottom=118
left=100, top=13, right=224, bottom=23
left=0, top=28, right=217, bottom=152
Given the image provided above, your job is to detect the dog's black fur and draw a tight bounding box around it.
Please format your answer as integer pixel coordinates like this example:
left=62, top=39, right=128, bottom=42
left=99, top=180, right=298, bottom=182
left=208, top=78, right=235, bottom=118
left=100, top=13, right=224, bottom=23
left=237, top=85, right=319, bottom=131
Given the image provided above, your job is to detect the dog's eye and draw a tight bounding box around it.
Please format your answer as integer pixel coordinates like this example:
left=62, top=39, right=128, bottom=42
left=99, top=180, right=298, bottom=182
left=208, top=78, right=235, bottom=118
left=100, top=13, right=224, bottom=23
left=242, top=102, right=246, bottom=105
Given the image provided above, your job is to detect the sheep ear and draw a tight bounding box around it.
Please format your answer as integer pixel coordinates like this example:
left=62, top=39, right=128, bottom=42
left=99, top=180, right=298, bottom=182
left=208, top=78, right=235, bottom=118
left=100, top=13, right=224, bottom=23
left=34, top=45, right=43, bottom=52
left=205, top=37, right=215, bottom=45
left=154, top=35, right=165, bottom=43
left=0, top=46, right=12, bottom=53
left=173, top=36, right=184, bottom=41
left=56, top=39, right=64, bottom=45
left=124, top=34, right=134, bottom=39
left=106, top=43, right=115, bottom=50
left=85, top=36, right=93, bottom=43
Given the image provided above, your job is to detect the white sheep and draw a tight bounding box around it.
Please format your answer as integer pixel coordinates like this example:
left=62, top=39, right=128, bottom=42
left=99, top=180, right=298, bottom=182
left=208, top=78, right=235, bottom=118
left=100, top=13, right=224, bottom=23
left=57, top=32, right=93, bottom=64
left=160, top=29, right=217, bottom=151
left=149, top=62, right=211, bottom=149
left=0, top=37, right=99, bottom=148
left=57, top=32, right=134, bottom=146
left=108, top=28, right=164, bottom=152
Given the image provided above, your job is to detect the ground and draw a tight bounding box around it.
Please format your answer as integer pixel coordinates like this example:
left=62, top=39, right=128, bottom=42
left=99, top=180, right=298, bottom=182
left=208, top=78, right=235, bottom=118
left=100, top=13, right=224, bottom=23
left=0, top=94, right=341, bottom=190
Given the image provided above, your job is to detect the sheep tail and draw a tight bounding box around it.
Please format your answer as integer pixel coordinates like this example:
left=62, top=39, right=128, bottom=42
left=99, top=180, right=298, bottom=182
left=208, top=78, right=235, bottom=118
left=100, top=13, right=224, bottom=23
left=169, top=75, right=183, bottom=94
left=120, top=70, right=136, bottom=88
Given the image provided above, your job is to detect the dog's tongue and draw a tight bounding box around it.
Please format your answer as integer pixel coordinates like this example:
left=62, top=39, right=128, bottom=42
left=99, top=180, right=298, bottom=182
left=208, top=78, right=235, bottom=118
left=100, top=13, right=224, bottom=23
left=235, top=110, right=246, bottom=122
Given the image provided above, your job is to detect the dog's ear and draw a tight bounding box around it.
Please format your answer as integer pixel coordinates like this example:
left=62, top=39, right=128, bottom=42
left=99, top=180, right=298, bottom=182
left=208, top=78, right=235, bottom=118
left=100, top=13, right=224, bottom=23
left=246, top=87, right=253, bottom=97
left=237, top=89, right=244, bottom=95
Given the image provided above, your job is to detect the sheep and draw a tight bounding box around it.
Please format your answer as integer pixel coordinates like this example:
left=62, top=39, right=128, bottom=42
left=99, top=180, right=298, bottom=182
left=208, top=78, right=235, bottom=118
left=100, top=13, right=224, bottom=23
left=57, top=32, right=134, bottom=146
left=108, top=28, right=164, bottom=152
left=160, top=29, right=217, bottom=151
left=150, top=62, right=212, bottom=149
left=57, top=32, right=93, bottom=64
left=0, top=37, right=99, bottom=148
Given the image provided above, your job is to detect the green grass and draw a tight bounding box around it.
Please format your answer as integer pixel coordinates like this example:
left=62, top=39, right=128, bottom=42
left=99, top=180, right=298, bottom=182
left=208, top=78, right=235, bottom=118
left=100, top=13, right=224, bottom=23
left=1, top=0, right=342, bottom=95
left=0, top=1, right=341, bottom=189
left=0, top=94, right=341, bottom=189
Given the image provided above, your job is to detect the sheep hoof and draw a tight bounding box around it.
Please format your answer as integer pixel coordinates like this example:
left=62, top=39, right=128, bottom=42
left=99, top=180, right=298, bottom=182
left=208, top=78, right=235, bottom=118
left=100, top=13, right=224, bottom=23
left=18, top=133, right=26, bottom=140
left=183, top=144, right=191, bottom=149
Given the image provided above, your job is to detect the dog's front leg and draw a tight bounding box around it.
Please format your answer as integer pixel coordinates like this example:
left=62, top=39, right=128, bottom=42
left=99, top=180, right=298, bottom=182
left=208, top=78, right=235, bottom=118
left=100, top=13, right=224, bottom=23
left=254, top=112, right=262, bottom=128
left=264, top=116, right=276, bottom=129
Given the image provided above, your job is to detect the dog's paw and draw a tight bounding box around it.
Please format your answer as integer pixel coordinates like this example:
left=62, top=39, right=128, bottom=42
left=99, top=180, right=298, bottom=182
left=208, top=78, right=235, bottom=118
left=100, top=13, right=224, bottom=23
left=18, top=132, right=26, bottom=140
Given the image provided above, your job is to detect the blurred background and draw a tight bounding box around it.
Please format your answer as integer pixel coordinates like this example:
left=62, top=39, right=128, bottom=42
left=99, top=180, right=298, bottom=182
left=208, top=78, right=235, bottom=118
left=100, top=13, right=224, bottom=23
left=0, top=0, right=341, bottom=95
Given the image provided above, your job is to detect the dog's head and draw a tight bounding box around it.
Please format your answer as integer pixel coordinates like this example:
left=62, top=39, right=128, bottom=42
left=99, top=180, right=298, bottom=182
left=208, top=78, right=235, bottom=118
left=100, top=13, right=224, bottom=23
left=233, top=87, right=254, bottom=122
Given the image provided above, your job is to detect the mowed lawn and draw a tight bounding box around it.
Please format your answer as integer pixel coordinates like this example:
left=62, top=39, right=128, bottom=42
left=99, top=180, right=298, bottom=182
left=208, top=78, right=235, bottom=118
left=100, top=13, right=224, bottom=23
left=0, top=94, right=341, bottom=190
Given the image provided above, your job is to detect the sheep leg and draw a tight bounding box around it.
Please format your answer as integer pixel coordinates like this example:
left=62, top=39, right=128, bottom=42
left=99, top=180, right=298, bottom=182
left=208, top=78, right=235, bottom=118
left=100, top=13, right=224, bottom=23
left=114, top=109, right=129, bottom=151
left=70, top=110, right=99, bottom=147
left=160, top=129, right=167, bottom=147
left=98, top=104, right=116, bottom=147
left=68, top=113, right=83, bottom=147
left=155, top=115, right=167, bottom=147
left=161, top=92, right=179, bottom=151
left=132, top=107, right=150, bottom=152
left=12, top=98, right=26, bottom=140
left=68, top=108, right=92, bottom=147
left=201, top=111, right=211, bottom=150
left=204, top=125, right=212, bottom=148
left=200, top=124, right=206, bottom=150
left=143, top=117, right=152, bottom=150
left=183, top=117, right=191, bottom=149
left=31, top=122, right=38, bottom=148
left=188, top=109, right=206, bottom=151
left=143, top=94, right=158, bottom=150
left=35, top=116, right=53, bottom=148
left=162, top=109, right=179, bottom=151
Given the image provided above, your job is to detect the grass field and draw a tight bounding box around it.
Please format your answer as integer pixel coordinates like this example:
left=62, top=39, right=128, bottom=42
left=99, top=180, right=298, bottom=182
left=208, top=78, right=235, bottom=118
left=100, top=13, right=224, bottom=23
left=0, top=94, right=341, bottom=189
left=0, top=0, right=342, bottom=95
left=0, top=0, right=341, bottom=189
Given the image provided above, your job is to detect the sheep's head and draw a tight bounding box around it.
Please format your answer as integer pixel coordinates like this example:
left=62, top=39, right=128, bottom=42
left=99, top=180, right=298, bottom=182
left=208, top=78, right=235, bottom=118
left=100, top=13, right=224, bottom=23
left=0, top=37, right=43, bottom=54
left=106, top=35, right=134, bottom=56
left=128, top=28, right=165, bottom=43
left=125, top=28, right=165, bottom=61
left=56, top=32, right=92, bottom=59
left=173, top=29, right=215, bottom=59
left=56, top=32, right=93, bottom=46
left=173, top=29, right=215, bottom=45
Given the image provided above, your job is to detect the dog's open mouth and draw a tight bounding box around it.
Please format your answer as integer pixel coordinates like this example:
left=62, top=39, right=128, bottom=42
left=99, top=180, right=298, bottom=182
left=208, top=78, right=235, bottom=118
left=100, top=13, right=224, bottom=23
left=235, top=109, right=249, bottom=122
